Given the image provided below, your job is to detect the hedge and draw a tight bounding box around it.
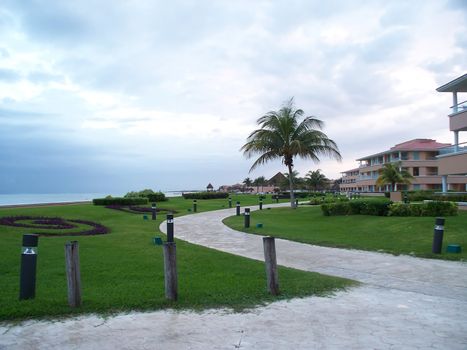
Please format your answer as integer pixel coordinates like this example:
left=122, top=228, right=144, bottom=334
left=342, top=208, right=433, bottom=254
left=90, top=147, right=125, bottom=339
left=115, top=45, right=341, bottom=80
left=182, top=192, right=229, bottom=199
left=388, top=201, right=458, bottom=216
left=147, top=192, right=167, bottom=202
left=93, top=197, right=148, bottom=205
left=321, top=199, right=391, bottom=216
left=406, top=191, right=467, bottom=202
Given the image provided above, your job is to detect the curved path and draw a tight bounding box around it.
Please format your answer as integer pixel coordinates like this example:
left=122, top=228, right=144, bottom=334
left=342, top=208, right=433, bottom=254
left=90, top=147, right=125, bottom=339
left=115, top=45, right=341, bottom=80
left=160, top=204, right=467, bottom=301
left=2, top=204, right=466, bottom=350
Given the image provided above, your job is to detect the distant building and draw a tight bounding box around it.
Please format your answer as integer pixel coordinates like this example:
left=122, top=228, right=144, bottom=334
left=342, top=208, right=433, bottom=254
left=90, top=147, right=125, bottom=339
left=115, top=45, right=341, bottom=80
left=340, top=139, right=467, bottom=192
left=206, top=183, right=214, bottom=192
left=268, top=172, right=287, bottom=188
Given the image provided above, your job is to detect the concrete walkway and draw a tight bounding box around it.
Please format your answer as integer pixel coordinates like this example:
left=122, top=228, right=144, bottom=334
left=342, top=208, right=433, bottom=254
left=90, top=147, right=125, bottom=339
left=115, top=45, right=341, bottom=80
left=1, top=204, right=466, bottom=349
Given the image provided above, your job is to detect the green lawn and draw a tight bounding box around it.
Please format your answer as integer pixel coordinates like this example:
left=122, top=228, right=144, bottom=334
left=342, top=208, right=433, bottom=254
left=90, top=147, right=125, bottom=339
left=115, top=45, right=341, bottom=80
left=223, top=205, right=467, bottom=261
left=0, top=195, right=354, bottom=322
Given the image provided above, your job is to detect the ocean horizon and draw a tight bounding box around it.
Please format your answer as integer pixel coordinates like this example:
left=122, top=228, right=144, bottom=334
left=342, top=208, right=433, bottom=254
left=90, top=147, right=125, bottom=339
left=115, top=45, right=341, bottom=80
left=0, top=191, right=197, bottom=206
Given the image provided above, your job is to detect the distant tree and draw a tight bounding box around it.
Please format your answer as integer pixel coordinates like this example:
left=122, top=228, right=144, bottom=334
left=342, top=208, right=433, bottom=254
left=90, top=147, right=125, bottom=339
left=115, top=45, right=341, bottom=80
left=241, top=98, right=341, bottom=207
left=243, top=177, right=253, bottom=192
left=305, top=169, right=329, bottom=191
left=257, top=176, right=267, bottom=192
left=375, top=162, right=414, bottom=191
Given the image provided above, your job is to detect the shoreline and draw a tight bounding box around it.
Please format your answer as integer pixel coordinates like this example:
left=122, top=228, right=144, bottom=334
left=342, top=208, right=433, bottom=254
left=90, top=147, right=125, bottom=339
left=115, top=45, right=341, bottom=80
left=0, top=201, right=92, bottom=209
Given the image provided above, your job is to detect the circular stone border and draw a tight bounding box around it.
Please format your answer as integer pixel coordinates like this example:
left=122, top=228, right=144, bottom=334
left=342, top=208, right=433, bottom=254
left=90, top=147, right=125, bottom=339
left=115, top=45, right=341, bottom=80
left=0, top=216, right=110, bottom=237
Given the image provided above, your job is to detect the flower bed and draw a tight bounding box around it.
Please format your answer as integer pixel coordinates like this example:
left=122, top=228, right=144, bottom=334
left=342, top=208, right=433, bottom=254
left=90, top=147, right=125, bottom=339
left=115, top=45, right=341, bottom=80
left=0, top=216, right=109, bottom=236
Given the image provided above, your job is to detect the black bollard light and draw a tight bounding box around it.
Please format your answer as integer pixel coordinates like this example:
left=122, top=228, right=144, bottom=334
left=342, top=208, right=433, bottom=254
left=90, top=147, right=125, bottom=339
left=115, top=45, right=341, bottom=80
left=228, top=197, right=232, bottom=208
left=193, top=200, right=197, bottom=213
left=19, top=234, right=39, bottom=300
left=236, top=201, right=240, bottom=216
left=151, top=202, right=157, bottom=220
left=244, top=208, right=250, bottom=228
left=166, top=213, right=174, bottom=242
left=432, top=217, right=445, bottom=254
left=259, top=198, right=263, bottom=210
left=276, top=195, right=279, bottom=204
left=295, top=199, right=299, bottom=207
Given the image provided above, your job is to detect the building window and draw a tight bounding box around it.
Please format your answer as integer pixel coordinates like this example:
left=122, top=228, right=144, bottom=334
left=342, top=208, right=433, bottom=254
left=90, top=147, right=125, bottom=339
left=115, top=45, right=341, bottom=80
left=401, top=152, right=408, bottom=160
left=413, top=184, right=421, bottom=190
left=412, top=151, right=420, bottom=160
left=413, top=167, right=419, bottom=176
left=427, top=167, right=438, bottom=176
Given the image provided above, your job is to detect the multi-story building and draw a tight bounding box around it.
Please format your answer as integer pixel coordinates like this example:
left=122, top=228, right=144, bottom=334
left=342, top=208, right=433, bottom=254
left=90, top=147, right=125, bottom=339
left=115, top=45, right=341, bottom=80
left=436, top=73, right=467, bottom=193
left=340, top=138, right=467, bottom=192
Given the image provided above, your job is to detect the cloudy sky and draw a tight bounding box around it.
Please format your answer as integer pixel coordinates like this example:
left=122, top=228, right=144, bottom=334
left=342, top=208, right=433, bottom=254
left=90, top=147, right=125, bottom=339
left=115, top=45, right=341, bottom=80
left=0, top=0, right=466, bottom=194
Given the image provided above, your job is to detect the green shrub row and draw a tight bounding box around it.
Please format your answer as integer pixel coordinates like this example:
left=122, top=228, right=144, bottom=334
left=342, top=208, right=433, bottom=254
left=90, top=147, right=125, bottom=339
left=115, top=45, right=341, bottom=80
left=182, top=192, right=229, bottom=199
left=309, top=197, right=348, bottom=205
left=93, top=197, right=148, bottom=205
left=321, top=200, right=391, bottom=216
left=146, top=192, right=167, bottom=202
left=388, top=201, right=458, bottom=216
left=321, top=199, right=458, bottom=216
left=406, top=191, right=467, bottom=202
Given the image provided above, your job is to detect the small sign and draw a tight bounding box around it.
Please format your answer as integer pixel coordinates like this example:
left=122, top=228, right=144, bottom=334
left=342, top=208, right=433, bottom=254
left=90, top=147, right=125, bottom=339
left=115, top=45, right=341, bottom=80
left=167, top=219, right=174, bottom=224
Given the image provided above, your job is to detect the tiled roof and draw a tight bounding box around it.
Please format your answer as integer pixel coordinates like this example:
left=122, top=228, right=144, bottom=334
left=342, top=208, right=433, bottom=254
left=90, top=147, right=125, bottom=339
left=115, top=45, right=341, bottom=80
left=390, top=139, right=450, bottom=151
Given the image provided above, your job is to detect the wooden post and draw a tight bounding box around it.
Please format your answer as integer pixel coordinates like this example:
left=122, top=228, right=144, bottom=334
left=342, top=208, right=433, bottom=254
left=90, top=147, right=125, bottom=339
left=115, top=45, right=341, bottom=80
left=65, top=241, right=82, bottom=307
left=263, top=236, right=279, bottom=295
left=163, top=242, right=178, bottom=301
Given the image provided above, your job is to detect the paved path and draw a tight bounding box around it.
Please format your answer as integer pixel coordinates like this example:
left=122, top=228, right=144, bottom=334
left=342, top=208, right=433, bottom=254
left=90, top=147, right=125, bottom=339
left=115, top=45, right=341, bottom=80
left=1, top=204, right=466, bottom=349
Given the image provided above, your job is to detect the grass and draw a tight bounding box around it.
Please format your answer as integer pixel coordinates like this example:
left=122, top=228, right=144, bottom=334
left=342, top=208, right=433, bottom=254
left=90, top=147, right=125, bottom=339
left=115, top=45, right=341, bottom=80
left=0, top=195, right=354, bottom=322
left=223, top=205, right=467, bottom=261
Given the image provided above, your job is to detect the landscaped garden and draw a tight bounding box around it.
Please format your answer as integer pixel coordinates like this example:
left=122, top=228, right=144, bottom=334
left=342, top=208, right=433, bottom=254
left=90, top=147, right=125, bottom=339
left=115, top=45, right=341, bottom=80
left=0, top=194, right=355, bottom=322
left=223, top=204, right=467, bottom=261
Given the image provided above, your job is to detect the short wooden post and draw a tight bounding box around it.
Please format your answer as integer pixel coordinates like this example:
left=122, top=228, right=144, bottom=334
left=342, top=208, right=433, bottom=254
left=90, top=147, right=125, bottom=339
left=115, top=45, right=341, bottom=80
left=65, top=241, right=82, bottom=307
left=163, top=242, right=178, bottom=301
left=263, top=236, right=279, bottom=295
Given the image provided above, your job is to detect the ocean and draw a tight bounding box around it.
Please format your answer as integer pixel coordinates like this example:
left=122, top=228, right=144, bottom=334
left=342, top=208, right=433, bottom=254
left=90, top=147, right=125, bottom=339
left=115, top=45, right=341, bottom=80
left=0, top=191, right=189, bottom=206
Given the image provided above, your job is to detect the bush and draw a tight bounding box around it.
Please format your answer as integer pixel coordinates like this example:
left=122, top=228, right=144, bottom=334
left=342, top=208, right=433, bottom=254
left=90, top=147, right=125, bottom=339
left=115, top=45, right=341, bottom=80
left=182, top=192, right=229, bottom=199
left=388, top=201, right=458, bottom=217
left=321, top=202, right=350, bottom=216
left=147, top=192, right=167, bottom=202
left=406, top=191, right=467, bottom=202
left=321, top=199, right=391, bottom=216
left=93, top=197, right=148, bottom=206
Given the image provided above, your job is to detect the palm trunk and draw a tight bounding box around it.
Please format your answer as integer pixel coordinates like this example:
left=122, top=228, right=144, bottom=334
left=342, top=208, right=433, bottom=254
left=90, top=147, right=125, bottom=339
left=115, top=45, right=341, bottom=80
left=287, top=164, right=296, bottom=208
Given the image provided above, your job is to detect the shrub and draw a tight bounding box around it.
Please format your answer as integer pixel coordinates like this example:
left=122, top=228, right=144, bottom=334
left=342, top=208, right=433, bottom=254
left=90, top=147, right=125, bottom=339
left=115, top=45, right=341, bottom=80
left=388, top=201, right=458, bottom=217
left=182, top=192, right=229, bottom=199
left=147, top=192, right=167, bottom=202
left=93, top=197, right=148, bottom=205
left=321, top=202, right=350, bottom=216
left=321, top=199, right=391, bottom=216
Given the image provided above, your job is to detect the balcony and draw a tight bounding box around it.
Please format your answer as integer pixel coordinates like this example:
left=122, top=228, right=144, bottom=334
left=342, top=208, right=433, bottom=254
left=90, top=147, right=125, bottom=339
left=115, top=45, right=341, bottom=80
left=449, top=100, right=467, bottom=132
left=437, top=142, right=467, bottom=176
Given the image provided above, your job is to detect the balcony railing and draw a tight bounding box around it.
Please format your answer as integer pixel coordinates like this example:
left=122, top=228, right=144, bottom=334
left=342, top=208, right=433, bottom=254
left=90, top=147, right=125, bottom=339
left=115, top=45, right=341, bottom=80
left=451, top=99, right=467, bottom=114
left=437, top=141, right=467, bottom=156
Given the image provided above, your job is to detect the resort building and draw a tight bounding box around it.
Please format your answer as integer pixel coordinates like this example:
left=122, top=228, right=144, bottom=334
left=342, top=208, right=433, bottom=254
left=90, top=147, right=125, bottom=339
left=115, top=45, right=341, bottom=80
left=436, top=73, right=467, bottom=193
left=340, top=138, right=467, bottom=192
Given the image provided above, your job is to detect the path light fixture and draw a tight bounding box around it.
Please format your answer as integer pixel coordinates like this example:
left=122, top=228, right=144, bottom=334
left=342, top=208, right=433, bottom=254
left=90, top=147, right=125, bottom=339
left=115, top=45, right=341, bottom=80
left=244, top=208, right=250, bottom=228
left=432, top=217, right=445, bottom=254
left=228, top=197, right=232, bottom=208
left=19, top=234, right=39, bottom=300
left=152, top=203, right=157, bottom=220
left=236, top=201, right=240, bottom=216
left=166, top=214, right=174, bottom=242
left=259, top=198, right=263, bottom=210
left=193, top=200, right=197, bottom=213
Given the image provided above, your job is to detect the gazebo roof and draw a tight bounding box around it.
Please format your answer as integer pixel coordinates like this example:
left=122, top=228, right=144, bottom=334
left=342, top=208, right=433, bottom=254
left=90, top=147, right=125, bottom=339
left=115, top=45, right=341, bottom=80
left=206, top=183, right=213, bottom=188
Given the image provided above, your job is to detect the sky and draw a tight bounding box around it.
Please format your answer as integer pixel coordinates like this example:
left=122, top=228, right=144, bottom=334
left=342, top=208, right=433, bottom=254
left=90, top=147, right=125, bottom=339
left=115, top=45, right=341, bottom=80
left=0, top=0, right=466, bottom=194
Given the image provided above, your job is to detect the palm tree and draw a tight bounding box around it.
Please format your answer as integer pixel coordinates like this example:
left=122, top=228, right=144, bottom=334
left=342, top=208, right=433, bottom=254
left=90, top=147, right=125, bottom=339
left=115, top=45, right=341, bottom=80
left=375, top=162, right=414, bottom=191
left=306, top=169, right=329, bottom=191
left=243, top=177, right=252, bottom=192
left=257, top=176, right=267, bottom=192
left=241, top=98, right=341, bottom=207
